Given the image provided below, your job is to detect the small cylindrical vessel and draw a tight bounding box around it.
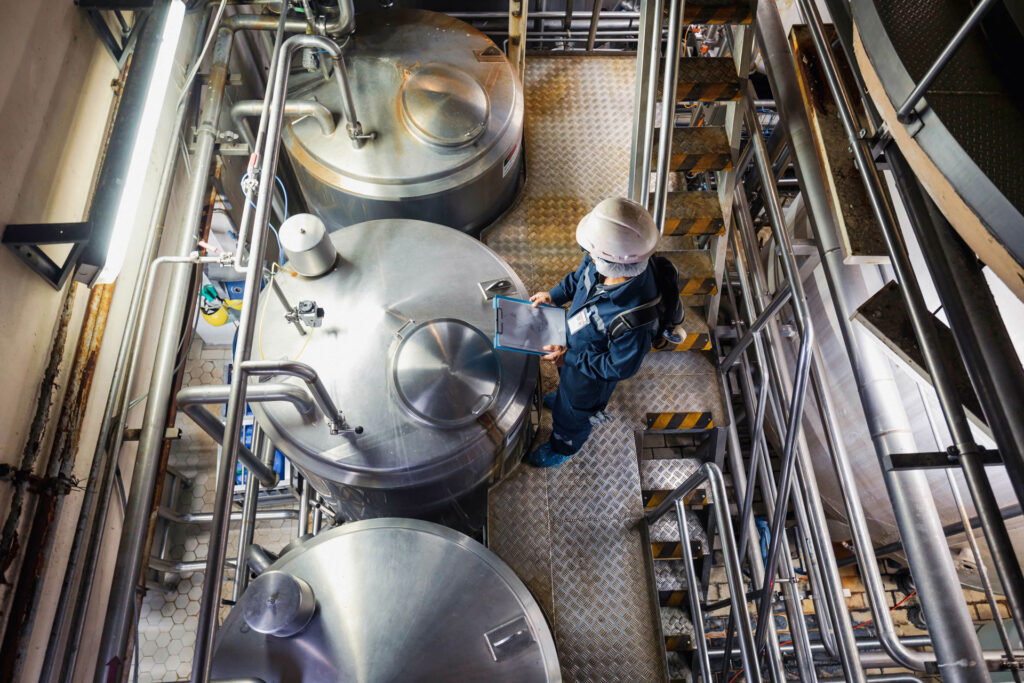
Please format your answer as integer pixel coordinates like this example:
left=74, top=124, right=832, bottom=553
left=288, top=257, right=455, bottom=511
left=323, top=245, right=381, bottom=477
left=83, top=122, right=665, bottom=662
left=278, top=213, right=337, bottom=277
left=251, top=219, right=536, bottom=526
left=212, top=519, right=560, bottom=682
left=282, top=9, right=524, bottom=235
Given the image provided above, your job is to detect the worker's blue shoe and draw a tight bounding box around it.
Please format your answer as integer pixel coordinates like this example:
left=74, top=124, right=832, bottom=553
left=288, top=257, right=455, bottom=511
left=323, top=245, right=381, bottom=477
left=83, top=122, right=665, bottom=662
left=542, top=392, right=557, bottom=410
left=527, top=442, right=571, bottom=468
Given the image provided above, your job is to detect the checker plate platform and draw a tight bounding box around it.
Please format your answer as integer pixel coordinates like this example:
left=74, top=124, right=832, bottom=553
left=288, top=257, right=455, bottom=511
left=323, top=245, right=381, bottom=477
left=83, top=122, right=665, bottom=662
left=485, top=56, right=723, bottom=682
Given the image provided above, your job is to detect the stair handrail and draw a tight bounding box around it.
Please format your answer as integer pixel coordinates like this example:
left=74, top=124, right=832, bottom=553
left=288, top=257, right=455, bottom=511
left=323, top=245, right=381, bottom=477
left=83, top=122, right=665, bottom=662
left=665, top=462, right=764, bottom=682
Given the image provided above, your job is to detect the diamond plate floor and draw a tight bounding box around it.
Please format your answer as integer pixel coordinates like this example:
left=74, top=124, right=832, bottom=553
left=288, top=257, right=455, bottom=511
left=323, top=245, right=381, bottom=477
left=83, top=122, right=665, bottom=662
left=486, top=55, right=724, bottom=683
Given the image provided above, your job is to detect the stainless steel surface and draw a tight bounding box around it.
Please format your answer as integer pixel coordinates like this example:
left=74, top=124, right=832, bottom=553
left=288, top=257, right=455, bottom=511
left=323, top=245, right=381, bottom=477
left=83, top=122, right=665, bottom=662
left=392, top=319, right=501, bottom=428
left=651, top=0, right=684, bottom=230
left=283, top=10, right=524, bottom=234
left=627, top=0, right=662, bottom=203
left=211, top=518, right=560, bottom=682
left=251, top=220, right=536, bottom=520
left=278, top=213, right=337, bottom=277
left=240, top=571, right=317, bottom=637
left=757, top=1, right=990, bottom=677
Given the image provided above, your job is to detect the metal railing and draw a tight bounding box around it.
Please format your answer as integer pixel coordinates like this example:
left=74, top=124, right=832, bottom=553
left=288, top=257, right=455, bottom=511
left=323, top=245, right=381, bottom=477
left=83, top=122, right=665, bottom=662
left=895, top=0, right=999, bottom=123
left=645, top=461, right=763, bottom=683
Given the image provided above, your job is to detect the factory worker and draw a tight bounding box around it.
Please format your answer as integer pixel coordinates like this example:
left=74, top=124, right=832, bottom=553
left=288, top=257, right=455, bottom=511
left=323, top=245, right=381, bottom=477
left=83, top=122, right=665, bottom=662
left=527, top=197, right=661, bottom=467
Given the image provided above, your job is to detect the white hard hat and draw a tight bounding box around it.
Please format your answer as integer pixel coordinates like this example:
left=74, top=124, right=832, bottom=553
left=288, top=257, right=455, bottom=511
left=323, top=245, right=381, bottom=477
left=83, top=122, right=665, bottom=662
left=576, top=197, right=659, bottom=264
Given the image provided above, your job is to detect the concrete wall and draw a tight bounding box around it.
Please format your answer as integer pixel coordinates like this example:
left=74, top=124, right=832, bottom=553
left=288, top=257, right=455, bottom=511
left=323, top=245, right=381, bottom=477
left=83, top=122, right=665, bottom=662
left=0, top=4, right=200, bottom=680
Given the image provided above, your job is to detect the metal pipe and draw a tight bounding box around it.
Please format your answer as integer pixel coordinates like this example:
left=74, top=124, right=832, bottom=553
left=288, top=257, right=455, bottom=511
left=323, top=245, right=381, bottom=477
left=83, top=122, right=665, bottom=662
left=742, top=102, right=818, bottom=663
left=794, top=1, right=1007, bottom=676
left=43, top=10, right=208, bottom=674
left=311, top=494, right=323, bottom=534
left=720, top=284, right=792, bottom=369
left=246, top=544, right=275, bottom=576
left=895, top=0, right=999, bottom=123
left=232, top=426, right=274, bottom=601
left=719, top=371, right=787, bottom=683
left=149, top=557, right=237, bottom=574
left=159, top=507, right=298, bottom=524
left=298, top=478, right=310, bottom=537
left=241, top=359, right=355, bottom=433
left=757, top=1, right=989, bottom=677
left=192, top=33, right=348, bottom=683
left=888, top=148, right=1024, bottom=640
left=676, top=498, right=712, bottom=681
left=231, top=99, right=336, bottom=148
left=651, top=0, right=684, bottom=229
left=586, top=0, right=601, bottom=51
left=94, top=17, right=237, bottom=681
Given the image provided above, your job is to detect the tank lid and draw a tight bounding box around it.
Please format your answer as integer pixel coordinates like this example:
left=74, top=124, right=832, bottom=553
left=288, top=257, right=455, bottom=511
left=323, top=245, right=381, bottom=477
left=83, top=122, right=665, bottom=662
left=401, top=63, right=489, bottom=148
left=392, top=318, right=500, bottom=428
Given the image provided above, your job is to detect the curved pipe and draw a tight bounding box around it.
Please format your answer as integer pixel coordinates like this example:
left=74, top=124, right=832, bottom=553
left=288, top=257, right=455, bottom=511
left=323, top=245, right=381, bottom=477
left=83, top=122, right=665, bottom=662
left=241, top=359, right=355, bottom=434
left=176, top=382, right=315, bottom=486
left=231, top=99, right=335, bottom=149
left=246, top=545, right=276, bottom=576
left=222, top=1, right=353, bottom=36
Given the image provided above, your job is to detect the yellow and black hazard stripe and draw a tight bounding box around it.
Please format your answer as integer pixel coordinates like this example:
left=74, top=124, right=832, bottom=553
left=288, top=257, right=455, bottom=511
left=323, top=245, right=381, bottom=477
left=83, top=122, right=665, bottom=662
left=643, top=489, right=706, bottom=508
left=663, top=215, right=725, bottom=237
left=676, top=80, right=743, bottom=103
left=653, top=333, right=711, bottom=352
left=664, top=634, right=693, bottom=652
left=680, top=277, right=718, bottom=296
left=651, top=541, right=684, bottom=559
left=669, top=152, right=734, bottom=173
left=659, top=589, right=689, bottom=608
left=683, top=5, right=754, bottom=25
left=646, top=411, right=715, bottom=430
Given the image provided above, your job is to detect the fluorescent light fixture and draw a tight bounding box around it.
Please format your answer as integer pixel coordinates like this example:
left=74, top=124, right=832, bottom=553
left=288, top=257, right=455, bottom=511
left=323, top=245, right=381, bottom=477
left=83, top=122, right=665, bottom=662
left=96, top=0, right=186, bottom=284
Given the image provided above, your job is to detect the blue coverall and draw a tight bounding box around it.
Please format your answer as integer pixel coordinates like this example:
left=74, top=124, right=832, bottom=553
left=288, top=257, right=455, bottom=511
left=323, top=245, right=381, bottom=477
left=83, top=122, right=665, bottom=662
left=547, top=254, right=659, bottom=455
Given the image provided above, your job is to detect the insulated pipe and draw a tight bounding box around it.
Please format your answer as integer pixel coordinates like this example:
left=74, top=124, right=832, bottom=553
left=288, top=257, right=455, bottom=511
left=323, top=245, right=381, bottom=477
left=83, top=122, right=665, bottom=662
left=651, top=0, right=684, bottom=229
left=231, top=99, right=336, bottom=148
left=755, top=3, right=988, bottom=678
left=192, top=33, right=348, bottom=683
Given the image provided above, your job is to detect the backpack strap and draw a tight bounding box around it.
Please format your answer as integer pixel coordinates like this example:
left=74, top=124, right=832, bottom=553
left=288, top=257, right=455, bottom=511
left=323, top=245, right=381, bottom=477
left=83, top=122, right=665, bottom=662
left=607, top=294, right=662, bottom=341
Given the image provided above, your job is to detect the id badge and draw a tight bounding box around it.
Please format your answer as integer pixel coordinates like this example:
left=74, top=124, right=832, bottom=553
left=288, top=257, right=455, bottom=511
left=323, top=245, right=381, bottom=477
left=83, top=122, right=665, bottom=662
left=567, top=309, right=591, bottom=335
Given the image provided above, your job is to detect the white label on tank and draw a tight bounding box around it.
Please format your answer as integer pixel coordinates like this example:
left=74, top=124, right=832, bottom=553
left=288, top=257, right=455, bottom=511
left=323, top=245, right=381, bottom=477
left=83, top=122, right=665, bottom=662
left=502, top=138, right=521, bottom=177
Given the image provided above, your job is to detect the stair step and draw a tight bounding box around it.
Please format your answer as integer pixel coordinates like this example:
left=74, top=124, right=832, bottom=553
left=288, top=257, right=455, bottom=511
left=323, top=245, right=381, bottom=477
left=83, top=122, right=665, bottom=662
left=683, top=1, right=754, bottom=25
left=662, top=190, right=726, bottom=236
left=659, top=250, right=717, bottom=296
left=654, top=126, right=734, bottom=173
left=648, top=510, right=710, bottom=553
left=650, top=539, right=706, bottom=561
left=660, top=57, right=743, bottom=102
left=655, top=305, right=712, bottom=353
left=655, top=559, right=690, bottom=592
left=659, top=588, right=690, bottom=608
left=667, top=651, right=692, bottom=682
left=662, top=607, right=696, bottom=653
left=646, top=411, right=715, bottom=430
left=640, top=458, right=701, bottom=491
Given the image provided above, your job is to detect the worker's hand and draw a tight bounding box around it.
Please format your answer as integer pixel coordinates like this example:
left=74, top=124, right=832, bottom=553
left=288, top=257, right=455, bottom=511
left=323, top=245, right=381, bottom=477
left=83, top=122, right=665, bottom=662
left=530, top=292, right=554, bottom=307
left=541, top=345, right=566, bottom=367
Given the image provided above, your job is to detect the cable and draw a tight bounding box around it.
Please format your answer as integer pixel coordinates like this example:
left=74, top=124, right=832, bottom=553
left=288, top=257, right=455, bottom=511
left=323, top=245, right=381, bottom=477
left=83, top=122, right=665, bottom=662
left=177, top=0, right=229, bottom=108
left=240, top=173, right=290, bottom=265
left=726, top=590, right=919, bottom=682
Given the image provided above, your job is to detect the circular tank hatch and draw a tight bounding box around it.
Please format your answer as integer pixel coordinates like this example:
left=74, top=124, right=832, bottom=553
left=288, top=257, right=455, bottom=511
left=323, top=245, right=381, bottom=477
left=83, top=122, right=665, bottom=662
left=392, top=318, right=500, bottom=428
left=401, top=63, right=490, bottom=148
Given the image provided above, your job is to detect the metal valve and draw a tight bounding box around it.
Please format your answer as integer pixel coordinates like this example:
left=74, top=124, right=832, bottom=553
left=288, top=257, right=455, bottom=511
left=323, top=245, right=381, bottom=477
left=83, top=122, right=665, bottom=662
left=285, top=300, right=324, bottom=328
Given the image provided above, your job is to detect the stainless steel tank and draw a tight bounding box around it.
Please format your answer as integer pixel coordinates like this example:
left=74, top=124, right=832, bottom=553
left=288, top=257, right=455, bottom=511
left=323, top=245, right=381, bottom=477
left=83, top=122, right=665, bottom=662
left=251, top=219, right=537, bottom=523
left=283, top=9, right=524, bottom=235
left=211, top=518, right=561, bottom=682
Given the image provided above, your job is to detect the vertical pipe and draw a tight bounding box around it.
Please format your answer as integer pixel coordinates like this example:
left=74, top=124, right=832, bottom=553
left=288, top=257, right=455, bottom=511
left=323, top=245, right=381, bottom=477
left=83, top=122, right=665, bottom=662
left=231, top=424, right=266, bottom=602
left=586, top=0, right=601, bottom=51
left=651, top=0, right=685, bottom=229
left=628, top=0, right=664, bottom=203
left=191, top=33, right=343, bottom=683
left=755, top=2, right=989, bottom=676
left=95, top=23, right=235, bottom=682
left=887, top=149, right=1024, bottom=641
left=298, top=478, right=310, bottom=537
